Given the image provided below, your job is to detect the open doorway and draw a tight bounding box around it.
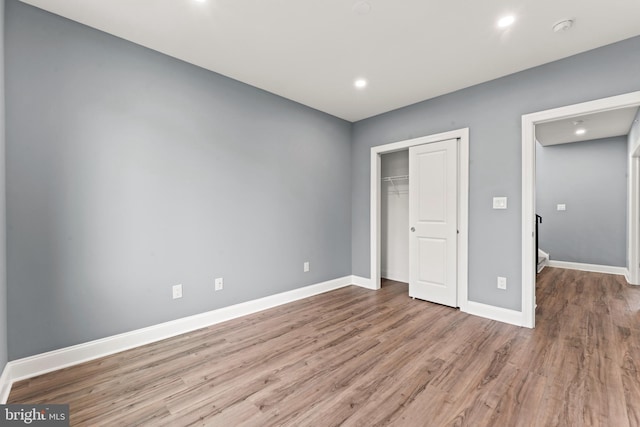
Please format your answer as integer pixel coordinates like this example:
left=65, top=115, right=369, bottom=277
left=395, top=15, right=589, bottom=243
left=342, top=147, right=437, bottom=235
left=380, top=150, right=409, bottom=284
left=535, top=109, right=636, bottom=274
left=522, top=91, right=640, bottom=328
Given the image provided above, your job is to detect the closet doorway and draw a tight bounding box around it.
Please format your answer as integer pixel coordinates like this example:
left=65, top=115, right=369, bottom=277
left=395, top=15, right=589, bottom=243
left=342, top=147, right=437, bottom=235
left=380, top=150, right=409, bottom=284
left=370, top=128, right=469, bottom=309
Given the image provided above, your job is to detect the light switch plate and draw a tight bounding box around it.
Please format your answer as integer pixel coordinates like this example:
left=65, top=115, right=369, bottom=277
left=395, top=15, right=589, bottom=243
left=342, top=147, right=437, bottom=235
left=493, top=197, right=507, bottom=209
left=557, top=204, right=566, bottom=211
left=172, top=284, right=183, bottom=299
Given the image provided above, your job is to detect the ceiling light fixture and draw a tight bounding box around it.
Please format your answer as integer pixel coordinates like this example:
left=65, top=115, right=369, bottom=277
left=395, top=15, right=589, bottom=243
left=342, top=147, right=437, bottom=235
left=553, top=19, right=574, bottom=33
left=575, top=128, right=586, bottom=135
left=497, top=15, right=515, bottom=28
left=354, top=78, right=368, bottom=89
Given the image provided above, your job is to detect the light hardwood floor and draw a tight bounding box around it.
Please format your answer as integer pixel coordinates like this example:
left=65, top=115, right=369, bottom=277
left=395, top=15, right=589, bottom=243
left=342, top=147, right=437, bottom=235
left=9, top=268, right=640, bottom=426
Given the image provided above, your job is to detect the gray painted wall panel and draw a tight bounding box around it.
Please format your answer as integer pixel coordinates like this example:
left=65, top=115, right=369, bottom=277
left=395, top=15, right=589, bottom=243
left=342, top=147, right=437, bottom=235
left=536, top=137, right=627, bottom=266
left=351, top=36, right=640, bottom=310
left=0, top=0, right=8, bottom=370
left=5, top=0, right=351, bottom=359
left=5, top=0, right=640, bottom=360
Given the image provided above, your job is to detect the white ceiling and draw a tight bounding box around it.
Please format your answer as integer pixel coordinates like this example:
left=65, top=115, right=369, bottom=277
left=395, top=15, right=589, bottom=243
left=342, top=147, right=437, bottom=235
left=19, top=0, right=640, bottom=122
left=536, top=107, right=639, bottom=146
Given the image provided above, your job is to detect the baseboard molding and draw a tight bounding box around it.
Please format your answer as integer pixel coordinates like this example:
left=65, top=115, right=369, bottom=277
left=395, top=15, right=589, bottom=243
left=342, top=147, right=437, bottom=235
left=625, top=270, right=635, bottom=285
left=4, top=275, right=353, bottom=392
left=380, top=271, right=409, bottom=284
left=462, top=301, right=524, bottom=327
left=547, top=260, right=628, bottom=276
left=0, top=363, right=11, bottom=404
left=350, top=275, right=376, bottom=290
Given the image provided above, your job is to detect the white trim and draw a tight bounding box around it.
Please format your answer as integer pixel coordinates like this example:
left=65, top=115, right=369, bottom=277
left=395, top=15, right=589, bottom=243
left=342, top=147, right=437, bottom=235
left=380, top=271, right=408, bottom=284
left=351, top=275, right=375, bottom=290
left=522, top=91, right=640, bottom=328
left=370, top=128, right=469, bottom=310
left=522, top=114, right=537, bottom=328
left=4, top=276, right=353, bottom=386
left=462, top=301, right=524, bottom=327
left=547, top=260, right=628, bottom=276
left=0, top=364, right=11, bottom=404
left=371, top=147, right=382, bottom=291
left=628, top=155, right=639, bottom=285
left=458, top=129, right=470, bottom=311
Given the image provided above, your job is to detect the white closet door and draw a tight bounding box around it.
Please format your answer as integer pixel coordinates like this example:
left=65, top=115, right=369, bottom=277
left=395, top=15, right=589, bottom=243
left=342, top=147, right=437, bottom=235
left=409, top=139, right=458, bottom=307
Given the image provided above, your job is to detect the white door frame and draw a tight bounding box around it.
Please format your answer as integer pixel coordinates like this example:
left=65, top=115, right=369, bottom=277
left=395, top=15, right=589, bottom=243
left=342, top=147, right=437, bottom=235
left=521, top=91, right=640, bottom=328
left=370, top=128, right=469, bottom=310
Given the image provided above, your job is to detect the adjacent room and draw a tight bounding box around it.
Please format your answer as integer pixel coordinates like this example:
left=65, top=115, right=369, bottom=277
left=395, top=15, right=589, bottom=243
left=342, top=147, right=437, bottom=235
left=535, top=107, right=639, bottom=274
left=1, top=0, right=640, bottom=425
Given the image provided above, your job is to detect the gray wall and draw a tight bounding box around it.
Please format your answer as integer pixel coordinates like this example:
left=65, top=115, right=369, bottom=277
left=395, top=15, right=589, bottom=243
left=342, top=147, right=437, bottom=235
left=536, top=137, right=628, bottom=266
left=351, top=36, right=640, bottom=311
left=5, top=0, right=640, bottom=361
left=5, top=0, right=352, bottom=360
left=0, top=0, right=8, bottom=371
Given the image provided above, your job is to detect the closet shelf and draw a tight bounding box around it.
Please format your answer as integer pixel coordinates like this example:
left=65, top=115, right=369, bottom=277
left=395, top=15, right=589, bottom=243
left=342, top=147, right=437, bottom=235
left=381, top=175, right=409, bottom=196
left=381, top=175, right=409, bottom=182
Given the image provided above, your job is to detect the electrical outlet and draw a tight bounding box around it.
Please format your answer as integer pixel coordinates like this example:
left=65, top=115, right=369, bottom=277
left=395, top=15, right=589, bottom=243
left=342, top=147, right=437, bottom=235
left=215, top=277, right=223, bottom=291
left=172, top=284, right=183, bottom=299
left=303, top=261, right=310, bottom=273
left=497, top=277, right=507, bottom=290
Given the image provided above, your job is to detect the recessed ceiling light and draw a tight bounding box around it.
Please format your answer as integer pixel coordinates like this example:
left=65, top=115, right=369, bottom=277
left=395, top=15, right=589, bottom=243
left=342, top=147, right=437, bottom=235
left=553, top=19, right=574, bottom=33
left=575, top=128, right=586, bottom=135
left=497, top=15, right=515, bottom=28
left=354, top=78, right=368, bottom=89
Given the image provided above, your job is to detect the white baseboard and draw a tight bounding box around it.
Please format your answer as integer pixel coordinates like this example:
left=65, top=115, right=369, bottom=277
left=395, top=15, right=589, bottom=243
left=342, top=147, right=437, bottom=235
left=625, top=271, right=634, bottom=284
left=547, top=260, right=628, bottom=276
left=380, top=271, right=409, bottom=284
left=0, top=274, right=529, bottom=403
left=350, top=275, right=376, bottom=290
left=2, top=275, right=353, bottom=398
left=462, top=301, right=524, bottom=327
left=0, top=363, right=11, bottom=404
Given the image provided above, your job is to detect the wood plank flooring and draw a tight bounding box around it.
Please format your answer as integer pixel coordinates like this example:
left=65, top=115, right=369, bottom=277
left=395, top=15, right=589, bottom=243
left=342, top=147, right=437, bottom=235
left=9, top=268, right=640, bottom=426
